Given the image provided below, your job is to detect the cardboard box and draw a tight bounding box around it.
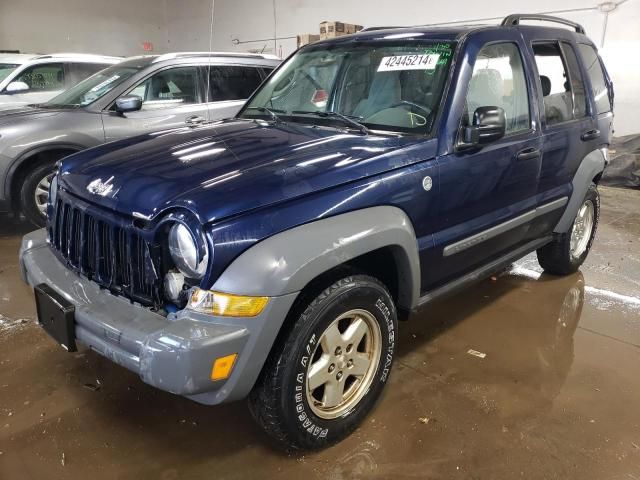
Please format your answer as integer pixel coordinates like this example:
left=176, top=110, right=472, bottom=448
left=319, top=21, right=363, bottom=40
left=297, top=34, right=321, bottom=48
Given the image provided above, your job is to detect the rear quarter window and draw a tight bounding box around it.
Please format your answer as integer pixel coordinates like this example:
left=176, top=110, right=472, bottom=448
left=577, top=44, right=612, bottom=114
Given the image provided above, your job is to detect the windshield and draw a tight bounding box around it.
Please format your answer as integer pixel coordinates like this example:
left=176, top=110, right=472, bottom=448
left=43, top=64, right=141, bottom=107
left=0, top=63, right=19, bottom=83
left=240, top=40, right=454, bottom=134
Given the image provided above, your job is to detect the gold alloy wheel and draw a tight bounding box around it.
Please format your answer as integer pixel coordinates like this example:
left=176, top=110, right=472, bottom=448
left=569, top=200, right=595, bottom=260
left=305, top=308, right=382, bottom=420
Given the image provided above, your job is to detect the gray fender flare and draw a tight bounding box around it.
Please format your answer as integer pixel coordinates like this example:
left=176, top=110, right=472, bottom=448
left=212, top=206, right=421, bottom=311
left=554, top=149, right=605, bottom=233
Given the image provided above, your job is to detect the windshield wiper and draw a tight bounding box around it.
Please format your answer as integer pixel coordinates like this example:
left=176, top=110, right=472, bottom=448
left=291, top=110, right=370, bottom=135
left=244, top=106, right=285, bottom=123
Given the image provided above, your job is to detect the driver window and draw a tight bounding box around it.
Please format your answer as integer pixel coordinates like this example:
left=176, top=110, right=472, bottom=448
left=129, top=66, right=199, bottom=110
left=466, top=43, right=530, bottom=134
left=14, top=63, right=65, bottom=91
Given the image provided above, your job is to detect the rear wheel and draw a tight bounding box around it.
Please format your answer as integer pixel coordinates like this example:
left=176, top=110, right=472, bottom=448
left=19, top=162, right=57, bottom=227
left=249, top=275, right=397, bottom=450
left=537, top=184, right=599, bottom=275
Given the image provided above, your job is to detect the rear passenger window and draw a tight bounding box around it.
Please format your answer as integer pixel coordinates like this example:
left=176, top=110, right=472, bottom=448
left=533, top=42, right=587, bottom=125
left=208, top=66, right=263, bottom=101
left=466, top=42, right=530, bottom=134
left=577, top=43, right=612, bottom=114
left=66, top=63, right=106, bottom=86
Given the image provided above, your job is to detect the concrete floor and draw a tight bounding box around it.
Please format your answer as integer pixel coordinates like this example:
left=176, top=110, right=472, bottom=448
left=0, top=186, right=639, bottom=479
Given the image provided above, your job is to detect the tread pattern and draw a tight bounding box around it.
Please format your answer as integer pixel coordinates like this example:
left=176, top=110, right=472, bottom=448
left=248, top=275, right=392, bottom=450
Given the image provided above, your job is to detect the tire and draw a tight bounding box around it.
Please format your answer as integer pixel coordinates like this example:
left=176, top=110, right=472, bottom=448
left=19, top=162, right=56, bottom=227
left=249, top=275, right=397, bottom=450
left=537, top=183, right=599, bottom=275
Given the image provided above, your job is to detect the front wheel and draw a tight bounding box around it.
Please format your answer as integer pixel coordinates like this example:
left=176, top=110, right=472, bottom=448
left=20, top=163, right=56, bottom=227
left=249, top=275, right=397, bottom=450
left=537, top=183, right=600, bottom=275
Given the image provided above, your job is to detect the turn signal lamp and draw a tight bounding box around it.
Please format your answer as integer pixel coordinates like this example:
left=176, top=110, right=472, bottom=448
left=211, top=353, right=238, bottom=381
left=188, top=288, right=269, bottom=317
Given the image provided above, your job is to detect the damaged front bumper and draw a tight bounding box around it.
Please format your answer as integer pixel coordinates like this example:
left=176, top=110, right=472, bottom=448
left=20, top=229, right=297, bottom=405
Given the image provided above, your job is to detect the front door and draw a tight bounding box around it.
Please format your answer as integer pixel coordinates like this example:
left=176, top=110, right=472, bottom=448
left=425, top=39, right=542, bottom=291
left=101, top=65, right=209, bottom=141
left=0, top=62, right=65, bottom=107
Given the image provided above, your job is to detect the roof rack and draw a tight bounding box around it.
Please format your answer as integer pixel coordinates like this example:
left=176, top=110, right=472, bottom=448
left=33, top=53, right=122, bottom=60
left=501, top=14, right=585, bottom=34
left=152, top=52, right=280, bottom=62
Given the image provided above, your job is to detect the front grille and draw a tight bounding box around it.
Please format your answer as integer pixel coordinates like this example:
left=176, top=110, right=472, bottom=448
left=49, top=195, right=162, bottom=306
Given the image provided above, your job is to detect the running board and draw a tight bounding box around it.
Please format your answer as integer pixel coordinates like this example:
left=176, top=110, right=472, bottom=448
left=415, top=235, right=553, bottom=309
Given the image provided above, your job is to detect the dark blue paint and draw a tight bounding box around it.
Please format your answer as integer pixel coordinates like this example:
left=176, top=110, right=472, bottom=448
left=55, top=23, right=613, bottom=296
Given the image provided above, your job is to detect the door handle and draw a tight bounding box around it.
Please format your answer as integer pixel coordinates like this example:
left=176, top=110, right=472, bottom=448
left=516, top=147, right=540, bottom=161
left=581, top=129, right=600, bottom=141
left=185, top=115, right=206, bottom=125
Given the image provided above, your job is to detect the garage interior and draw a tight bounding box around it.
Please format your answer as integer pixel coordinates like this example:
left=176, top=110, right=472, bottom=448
left=1, top=0, right=639, bottom=478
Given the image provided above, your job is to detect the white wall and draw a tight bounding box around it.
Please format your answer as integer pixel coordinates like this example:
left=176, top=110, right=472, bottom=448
left=210, top=0, right=640, bottom=136
left=0, top=0, right=170, bottom=57
left=0, top=0, right=637, bottom=135
left=165, top=0, right=216, bottom=51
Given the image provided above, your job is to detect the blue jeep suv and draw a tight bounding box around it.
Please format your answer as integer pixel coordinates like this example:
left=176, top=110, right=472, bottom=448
left=20, top=14, right=613, bottom=449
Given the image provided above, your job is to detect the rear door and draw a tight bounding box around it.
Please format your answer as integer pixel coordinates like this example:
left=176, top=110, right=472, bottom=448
left=527, top=40, right=597, bottom=239
left=576, top=43, right=614, bottom=145
left=426, top=38, right=542, bottom=290
left=102, top=65, right=208, bottom=141
left=205, top=64, right=268, bottom=120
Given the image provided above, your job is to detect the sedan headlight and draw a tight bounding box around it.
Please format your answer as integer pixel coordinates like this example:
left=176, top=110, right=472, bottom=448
left=168, top=223, right=209, bottom=278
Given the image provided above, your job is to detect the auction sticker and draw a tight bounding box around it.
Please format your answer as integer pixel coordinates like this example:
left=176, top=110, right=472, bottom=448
left=378, top=54, right=440, bottom=72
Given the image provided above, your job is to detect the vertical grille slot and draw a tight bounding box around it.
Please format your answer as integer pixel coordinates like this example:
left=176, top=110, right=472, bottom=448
left=49, top=196, right=160, bottom=306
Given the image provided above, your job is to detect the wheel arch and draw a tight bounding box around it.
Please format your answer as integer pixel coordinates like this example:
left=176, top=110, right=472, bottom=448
left=6, top=144, right=84, bottom=209
left=211, top=205, right=421, bottom=312
left=554, top=148, right=605, bottom=233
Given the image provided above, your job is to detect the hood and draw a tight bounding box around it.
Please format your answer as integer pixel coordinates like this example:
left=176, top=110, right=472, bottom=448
left=59, top=119, right=434, bottom=223
left=0, top=105, right=63, bottom=124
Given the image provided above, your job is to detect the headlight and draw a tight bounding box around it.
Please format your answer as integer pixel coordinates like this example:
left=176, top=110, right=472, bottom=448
left=49, top=174, right=58, bottom=206
left=168, top=223, right=209, bottom=278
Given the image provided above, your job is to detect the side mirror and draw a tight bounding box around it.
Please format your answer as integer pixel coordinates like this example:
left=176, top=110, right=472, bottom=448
left=460, top=106, right=506, bottom=147
left=115, top=95, right=142, bottom=113
left=5, top=81, right=29, bottom=93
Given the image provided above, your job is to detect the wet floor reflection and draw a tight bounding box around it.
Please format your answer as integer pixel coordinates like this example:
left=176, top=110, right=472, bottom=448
left=1, top=188, right=640, bottom=479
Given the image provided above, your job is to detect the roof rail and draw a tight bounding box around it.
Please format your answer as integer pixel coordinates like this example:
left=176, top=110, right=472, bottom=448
left=358, top=26, right=404, bottom=32
left=501, top=14, right=585, bottom=34
left=152, top=51, right=280, bottom=62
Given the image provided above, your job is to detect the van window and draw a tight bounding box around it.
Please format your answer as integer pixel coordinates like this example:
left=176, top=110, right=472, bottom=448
left=466, top=42, right=530, bottom=134
left=560, top=43, right=587, bottom=118
left=577, top=43, right=612, bottom=114
left=533, top=43, right=575, bottom=126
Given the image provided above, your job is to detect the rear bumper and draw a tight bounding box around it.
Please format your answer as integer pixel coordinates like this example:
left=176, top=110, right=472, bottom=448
left=20, top=229, right=298, bottom=405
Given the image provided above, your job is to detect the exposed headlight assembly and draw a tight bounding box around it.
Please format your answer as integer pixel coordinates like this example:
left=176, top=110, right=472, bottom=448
left=168, top=223, right=209, bottom=279
left=49, top=174, right=58, bottom=206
